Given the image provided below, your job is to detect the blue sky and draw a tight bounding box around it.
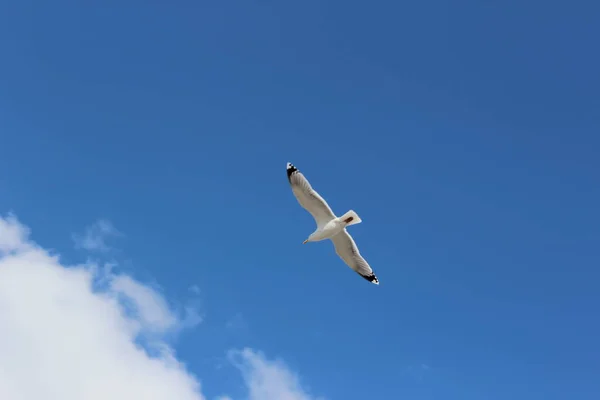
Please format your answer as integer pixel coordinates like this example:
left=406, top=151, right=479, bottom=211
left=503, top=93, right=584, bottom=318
left=1, top=1, right=599, bottom=399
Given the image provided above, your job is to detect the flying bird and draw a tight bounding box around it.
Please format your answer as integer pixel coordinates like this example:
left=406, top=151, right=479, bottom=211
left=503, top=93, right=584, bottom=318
left=286, top=162, right=380, bottom=285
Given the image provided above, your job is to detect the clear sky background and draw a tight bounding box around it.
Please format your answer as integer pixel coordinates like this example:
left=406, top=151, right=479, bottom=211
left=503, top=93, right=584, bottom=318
left=1, top=1, right=599, bottom=399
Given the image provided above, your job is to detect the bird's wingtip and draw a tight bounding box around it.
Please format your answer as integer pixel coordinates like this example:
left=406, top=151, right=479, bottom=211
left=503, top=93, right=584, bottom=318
left=286, top=162, right=298, bottom=181
left=362, top=273, right=380, bottom=285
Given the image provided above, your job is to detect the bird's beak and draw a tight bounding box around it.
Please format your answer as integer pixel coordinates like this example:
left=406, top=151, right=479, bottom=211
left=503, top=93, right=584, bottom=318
left=302, top=240, right=308, bottom=244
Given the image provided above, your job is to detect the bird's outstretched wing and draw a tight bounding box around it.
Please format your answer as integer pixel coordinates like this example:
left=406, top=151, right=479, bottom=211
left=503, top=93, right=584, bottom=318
left=331, top=229, right=379, bottom=285
left=287, top=162, right=336, bottom=228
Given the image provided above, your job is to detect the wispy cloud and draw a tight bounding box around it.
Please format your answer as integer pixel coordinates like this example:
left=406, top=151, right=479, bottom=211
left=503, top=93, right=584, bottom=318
left=110, top=274, right=181, bottom=333
left=0, top=213, right=323, bottom=400
left=225, top=312, right=247, bottom=331
left=189, top=285, right=201, bottom=295
left=229, top=348, right=325, bottom=400
left=402, top=363, right=432, bottom=382
left=72, top=219, right=121, bottom=252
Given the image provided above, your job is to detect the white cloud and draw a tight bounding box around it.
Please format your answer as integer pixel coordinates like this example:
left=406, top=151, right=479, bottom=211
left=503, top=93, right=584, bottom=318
left=0, top=212, right=29, bottom=254
left=0, top=215, right=205, bottom=400
left=0, top=214, right=323, bottom=400
left=229, top=348, right=324, bottom=400
left=110, top=274, right=180, bottom=333
left=72, top=219, right=121, bottom=252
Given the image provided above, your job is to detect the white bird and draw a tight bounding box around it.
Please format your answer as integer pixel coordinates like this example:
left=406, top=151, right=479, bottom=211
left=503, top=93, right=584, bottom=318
left=286, top=162, right=380, bottom=285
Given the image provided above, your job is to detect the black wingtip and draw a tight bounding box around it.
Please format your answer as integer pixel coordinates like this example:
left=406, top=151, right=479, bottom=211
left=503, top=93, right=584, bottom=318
left=286, top=162, right=298, bottom=182
left=361, top=273, right=380, bottom=285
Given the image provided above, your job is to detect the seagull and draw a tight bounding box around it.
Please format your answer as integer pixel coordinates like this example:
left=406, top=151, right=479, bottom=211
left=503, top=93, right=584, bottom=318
left=286, top=162, right=380, bottom=285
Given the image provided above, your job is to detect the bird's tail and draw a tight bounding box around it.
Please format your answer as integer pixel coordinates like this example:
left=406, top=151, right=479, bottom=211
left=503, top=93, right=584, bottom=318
left=340, top=210, right=362, bottom=226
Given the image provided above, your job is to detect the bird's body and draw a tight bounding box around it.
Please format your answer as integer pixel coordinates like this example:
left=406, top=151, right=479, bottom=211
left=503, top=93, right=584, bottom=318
left=305, top=218, right=347, bottom=242
left=286, top=162, right=380, bottom=285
